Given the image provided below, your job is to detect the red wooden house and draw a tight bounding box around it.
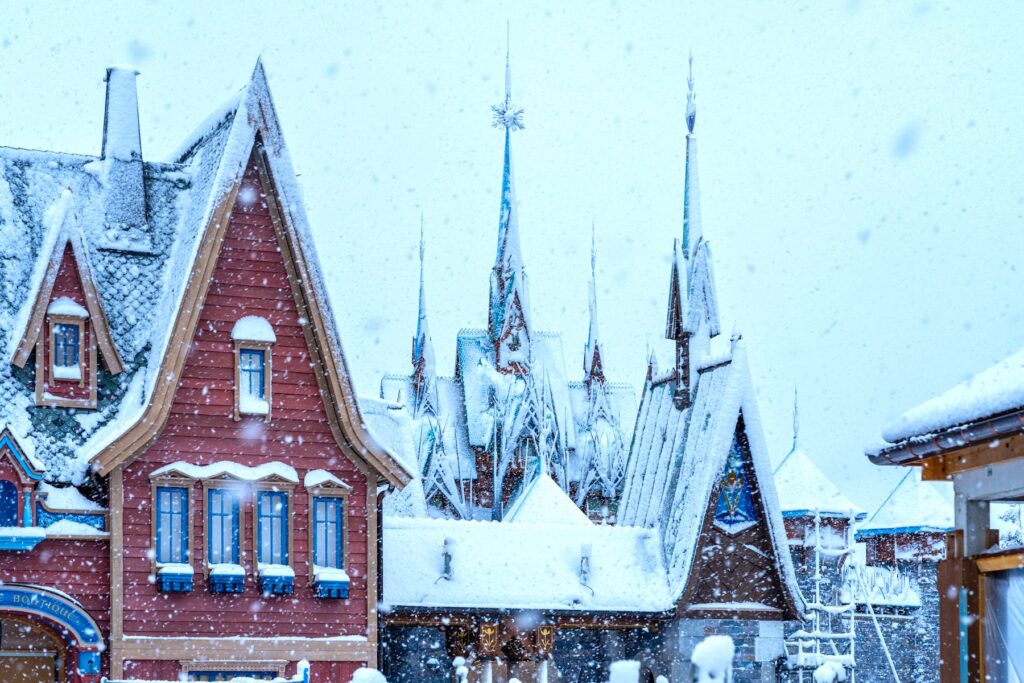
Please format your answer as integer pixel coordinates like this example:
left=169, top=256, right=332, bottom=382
left=0, top=62, right=411, bottom=683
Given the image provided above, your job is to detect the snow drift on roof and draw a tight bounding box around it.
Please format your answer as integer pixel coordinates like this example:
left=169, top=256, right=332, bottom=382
left=383, top=515, right=671, bottom=612
left=773, top=448, right=863, bottom=518
left=505, top=473, right=592, bottom=526
left=859, top=469, right=953, bottom=534
left=883, top=346, right=1024, bottom=444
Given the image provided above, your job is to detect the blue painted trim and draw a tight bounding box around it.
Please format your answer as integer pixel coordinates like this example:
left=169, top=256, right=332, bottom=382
left=54, top=323, right=79, bottom=368
left=0, top=583, right=102, bottom=647
left=855, top=525, right=953, bottom=539
left=0, top=432, right=43, bottom=481
left=0, top=532, right=45, bottom=551
left=34, top=503, right=106, bottom=531
left=22, top=492, right=31, bottom=526
left=190, top=671, right=277, bottom=681
left=240, top=348, right=266, bottom=400
left=783, top=509, right=868, bottom=520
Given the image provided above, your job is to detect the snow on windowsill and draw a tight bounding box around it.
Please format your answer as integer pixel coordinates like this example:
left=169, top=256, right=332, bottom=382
left=0, top=526, right=46, bottom=538
left=45, top=520, right=108, bottom=537
left=304, top=469, right=347, bottom=489
left=239, top=395, right=270, bottom=416
left=209, top=563, right=245, bottom=577
left=314, top=566, right=350, bottom=582
left=157, top=563, right=195, bottom=576
left=52, top=364, right=82, bottom=381
left=258, top=563, right=295, bottom=578
left=231, top=315, right=276, bottom=343
left=47, top=296, right=89, bottom=318
left=151, top=461, right=298, bottom=484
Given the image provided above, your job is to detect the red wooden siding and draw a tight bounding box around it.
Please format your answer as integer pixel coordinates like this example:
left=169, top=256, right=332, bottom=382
left=0, top=538, right=111, bottom=636
left=120, top=155, right=370, bottom=640
left=42, top=243, right=92, bottom=401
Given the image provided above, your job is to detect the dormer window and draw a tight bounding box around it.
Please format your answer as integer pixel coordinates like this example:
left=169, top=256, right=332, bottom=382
left=231, top=316, right=275, bottom=421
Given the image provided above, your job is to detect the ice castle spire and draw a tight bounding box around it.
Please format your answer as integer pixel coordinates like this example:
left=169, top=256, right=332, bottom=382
left=681, top=53, right=703, bottom=265
left=488, top=26, right=531, bottom=373
left=584, top=221, right=605, bottom=386
left=412, top=215, right=438, bottom=416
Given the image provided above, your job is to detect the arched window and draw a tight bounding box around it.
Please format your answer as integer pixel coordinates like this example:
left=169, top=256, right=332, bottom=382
left=0, top=480, right=19, bottom=527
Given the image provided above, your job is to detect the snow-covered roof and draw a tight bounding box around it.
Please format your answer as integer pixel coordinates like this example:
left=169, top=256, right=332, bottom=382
left=0, top=117, right=226, bottom=482
left=881, top=346, right=1024, bottom=444
left=773, top=447, right=864, bottom=519
left=619, top=344, right=805, bottom=614
left=382, top=515, right=672, bottom=612
left=857, top=469, right=953, bottom=535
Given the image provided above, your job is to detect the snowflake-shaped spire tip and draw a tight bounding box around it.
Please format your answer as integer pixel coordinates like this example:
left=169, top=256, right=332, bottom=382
left=492, top=101, right=525, bottom=131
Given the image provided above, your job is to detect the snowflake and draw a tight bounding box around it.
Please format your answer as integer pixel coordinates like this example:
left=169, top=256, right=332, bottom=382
left=491, top=100, right=525, bottom=131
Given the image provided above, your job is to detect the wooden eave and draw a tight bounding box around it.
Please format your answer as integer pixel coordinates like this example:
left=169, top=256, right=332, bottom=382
left=871, top=406, right=1024, bottom=472
left=11, top=225, right=123, bottom=375
left=89, top=77, right=411, bottom=488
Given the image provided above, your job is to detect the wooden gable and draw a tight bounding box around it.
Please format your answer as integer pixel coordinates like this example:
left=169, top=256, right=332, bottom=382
left=681, top=415, right=799, bottom=620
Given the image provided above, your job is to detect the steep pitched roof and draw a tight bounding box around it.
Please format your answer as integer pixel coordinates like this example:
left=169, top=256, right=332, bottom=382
left=505, top=473, right=592, bottom=525
left=87, top=61, right=412, bottom=487
left=619, top=344, right=805, bottom=616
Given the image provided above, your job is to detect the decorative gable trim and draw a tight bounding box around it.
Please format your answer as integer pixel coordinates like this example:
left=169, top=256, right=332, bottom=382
left=11, top=192, right=123, bottom=376
left=0, top=429, right=44, bottom=484
left=89, top=61, right=412, bottom=488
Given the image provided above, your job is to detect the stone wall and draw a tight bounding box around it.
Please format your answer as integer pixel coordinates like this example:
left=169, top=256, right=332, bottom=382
left=665, top=619, right=786, bottom=683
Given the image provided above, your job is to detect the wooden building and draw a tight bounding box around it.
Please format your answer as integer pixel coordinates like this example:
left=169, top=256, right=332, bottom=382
left=0, top=62, right=411, bottom=682
left=869, top=347, right=1024, bottom=682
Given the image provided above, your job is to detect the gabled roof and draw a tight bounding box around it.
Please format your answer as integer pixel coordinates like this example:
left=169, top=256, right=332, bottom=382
left=87, top=60, right=412, bottom=487
left=619, top=343, right=805, bottom=616
left=10, top=189, right=123, bottom=374
left=505, top=473, right=591, bottom=526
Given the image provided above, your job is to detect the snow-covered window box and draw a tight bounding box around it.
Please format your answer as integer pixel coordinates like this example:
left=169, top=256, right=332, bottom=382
left=232, top=316, right=275, bottom=422
left=313, top=566, right=350, bottom=599
left=258, top=563, right=295, bottom=595
left=156, top=562, right=194, bottom=593
left=208, top=562, right=246, bottom=594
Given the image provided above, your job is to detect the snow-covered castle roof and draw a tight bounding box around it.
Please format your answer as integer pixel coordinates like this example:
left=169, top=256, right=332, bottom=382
left=857, top=469, right=953, bottom=536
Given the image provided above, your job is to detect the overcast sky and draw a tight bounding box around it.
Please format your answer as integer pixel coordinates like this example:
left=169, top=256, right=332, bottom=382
left=2, top=1, right=1022, bottom=511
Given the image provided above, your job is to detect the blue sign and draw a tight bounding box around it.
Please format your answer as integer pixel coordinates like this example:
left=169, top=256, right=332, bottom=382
left=0, top=584, right=101, bottom=647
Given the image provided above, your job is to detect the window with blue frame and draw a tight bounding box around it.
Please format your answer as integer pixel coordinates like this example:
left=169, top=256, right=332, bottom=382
left=53, top=323, right=79, bottom=368
left=207, top=489, right=239, bottom=565
left=0, top=480, right=18, bottom=527
left=156, top=486, right=189, bottom=563
left=256, top=491, right=287, bottom=565
left=239, top=349, right=265, bottom=400
left=312, top=496, right=344, bottom=569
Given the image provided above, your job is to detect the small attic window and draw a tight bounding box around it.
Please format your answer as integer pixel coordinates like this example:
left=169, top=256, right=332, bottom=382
left=232, top=316, right=275, bottom=421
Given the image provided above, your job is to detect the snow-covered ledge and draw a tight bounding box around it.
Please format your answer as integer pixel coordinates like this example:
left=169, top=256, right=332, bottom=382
left=231, top=315, right=276, bottom=342
left=156, top=562, right=194, bottom=593
left=258, top=563, right=295, bottom=595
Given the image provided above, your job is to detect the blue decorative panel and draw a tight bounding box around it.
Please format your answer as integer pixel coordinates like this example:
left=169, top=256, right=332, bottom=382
left=77, top=651, right=101, bottom=674
left=713, top=432, right=757, bottom=534
left=209, top=573, right=245, bottom=594
left=35, top=504, right=106, bottom=531
left=315, top=578, right=350, bottom=599
left=157, top=572, right=193, bottom=593
left=259, top=574, right=293, bottom=596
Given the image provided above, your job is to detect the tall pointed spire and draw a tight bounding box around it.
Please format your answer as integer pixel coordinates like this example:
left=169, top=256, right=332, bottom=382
left=412, top=215, right=438, bottom=415
left=584, top=221, right=605, bottom=386
left=681, top=53, right=703, bottom=263
left=488, top=27, right=531, bottom=373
